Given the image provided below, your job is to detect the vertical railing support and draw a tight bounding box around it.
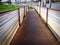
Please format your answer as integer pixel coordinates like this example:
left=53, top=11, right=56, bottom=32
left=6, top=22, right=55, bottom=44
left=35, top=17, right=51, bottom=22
left=39, top=6, right=41, bottom=15
left=24, top=6, right=25, bottom=17
left=46, top=8, right=48, bottom=25
left=25, top=6, right=27, bottom=15
left=28, top=5, right=29, bottom=11
left=39, top=1, right=41, bottom=15
left=18, top=8, right=20, bottom=26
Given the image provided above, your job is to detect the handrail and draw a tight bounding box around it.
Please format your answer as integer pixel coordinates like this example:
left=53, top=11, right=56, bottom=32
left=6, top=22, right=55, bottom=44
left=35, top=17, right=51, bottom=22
left=40, top=6, right=60, bottom=25
left=0, top=7, right=25, bottom=14
left=0, top=8, right=18, bottom=14
left=41, top=6, right=60, bottom=12
left=47, top=8, right=60, bottom=12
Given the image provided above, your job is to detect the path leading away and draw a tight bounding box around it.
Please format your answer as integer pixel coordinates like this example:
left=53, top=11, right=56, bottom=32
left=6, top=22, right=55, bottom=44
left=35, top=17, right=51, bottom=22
left=10, top=9, right=60, bottom=45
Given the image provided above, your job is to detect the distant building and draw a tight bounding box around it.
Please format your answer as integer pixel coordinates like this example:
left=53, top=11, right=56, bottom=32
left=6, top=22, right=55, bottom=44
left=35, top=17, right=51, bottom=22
left=2, top=0, right=20, bottom=4
left=31, top=0, right=39, bottom=1
left=2, top=0, right=16, bottom=4
left=2, top=0, right=8, bottom=2
left=46, top=0, right=59, bottom=3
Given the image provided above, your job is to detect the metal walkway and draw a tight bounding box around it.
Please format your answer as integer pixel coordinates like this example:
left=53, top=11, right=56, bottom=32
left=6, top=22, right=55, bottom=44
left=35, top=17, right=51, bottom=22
left=10, top=9, right=60, bottom=45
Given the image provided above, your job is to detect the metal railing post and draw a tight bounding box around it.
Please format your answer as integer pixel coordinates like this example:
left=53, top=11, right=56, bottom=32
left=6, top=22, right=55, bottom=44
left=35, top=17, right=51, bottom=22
left=18, top=8, right=20, bottom=26
left=46, top=8, right=48, bottom=25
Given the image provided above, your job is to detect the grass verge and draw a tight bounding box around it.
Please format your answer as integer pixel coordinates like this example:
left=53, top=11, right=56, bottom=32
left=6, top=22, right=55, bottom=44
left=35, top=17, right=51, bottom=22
left=28, top=6, right=33, bottom=9
left=0, top=4, right=22, bottom=12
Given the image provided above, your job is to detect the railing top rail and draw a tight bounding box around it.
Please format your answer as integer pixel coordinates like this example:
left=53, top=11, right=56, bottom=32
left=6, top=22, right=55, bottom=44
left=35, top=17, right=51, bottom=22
left=47, top=8, right=60, bottom=12
left=42, top=6, right=60, bottom=12
left=0, top=8, right=19, bottom=14
left=0, top=6, right=27, bottom=14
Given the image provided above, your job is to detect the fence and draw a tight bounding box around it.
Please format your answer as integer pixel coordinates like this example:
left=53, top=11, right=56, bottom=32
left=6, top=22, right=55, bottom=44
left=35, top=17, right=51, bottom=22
left=33, top=5, right=60, bottom=42
left=0, top=6, right=28, bottom=45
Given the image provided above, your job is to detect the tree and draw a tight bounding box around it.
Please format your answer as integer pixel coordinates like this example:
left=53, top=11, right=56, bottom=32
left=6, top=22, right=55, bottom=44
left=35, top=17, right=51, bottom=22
left=8, top=0, right=11, bottom=4
left=59, top=0, right=60, bottom=2
left=39, top=0, right=41, bottom=1
left=49, top=0, right=52, bottom=8
left=0, top=0, right=2, bottom=3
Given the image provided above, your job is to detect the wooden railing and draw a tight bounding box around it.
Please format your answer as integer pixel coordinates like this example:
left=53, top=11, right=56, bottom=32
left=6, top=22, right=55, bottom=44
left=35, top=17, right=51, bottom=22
left=0, top=6, right=28, bottom=45
left=33, top=5, right=60, bottom=42
left=42, top=6, right=60, bottom=25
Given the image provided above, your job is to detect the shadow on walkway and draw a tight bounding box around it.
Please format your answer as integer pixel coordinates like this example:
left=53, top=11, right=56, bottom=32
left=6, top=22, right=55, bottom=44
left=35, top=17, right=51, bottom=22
left=10, top=9, right=60, bottom=45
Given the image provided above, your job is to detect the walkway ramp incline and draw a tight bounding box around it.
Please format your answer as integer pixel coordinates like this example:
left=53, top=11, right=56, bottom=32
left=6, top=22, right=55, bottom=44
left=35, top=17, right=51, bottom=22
left=10, top=9, right=60, bottom=45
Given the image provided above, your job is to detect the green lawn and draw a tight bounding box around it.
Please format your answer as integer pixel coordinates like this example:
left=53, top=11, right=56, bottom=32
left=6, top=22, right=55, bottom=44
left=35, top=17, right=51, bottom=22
left=28, top=6, right=33, bottom=9
left=0, top=4, right=22, bottom=12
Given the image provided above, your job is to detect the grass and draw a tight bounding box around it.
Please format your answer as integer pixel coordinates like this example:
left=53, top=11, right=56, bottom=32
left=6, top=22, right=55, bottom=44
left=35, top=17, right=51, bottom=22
left=0, top=4, right=22, bottom=12
left=28, top=6, right=33, bottom=9
left=59, top=0, right=60, bottom=2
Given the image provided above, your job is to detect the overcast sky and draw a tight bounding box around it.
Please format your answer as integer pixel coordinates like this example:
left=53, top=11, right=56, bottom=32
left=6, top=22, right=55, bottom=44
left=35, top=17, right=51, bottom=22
left=21, top=0, right=31, bottom=2
left=2, top=0, right=31, bottom=2
left=2, top=0, right=36, bottom=2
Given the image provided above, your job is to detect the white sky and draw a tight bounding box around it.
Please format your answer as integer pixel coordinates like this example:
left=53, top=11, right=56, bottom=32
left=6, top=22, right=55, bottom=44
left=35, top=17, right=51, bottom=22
left=21, top=0, right=31, bottom=2
left=2, top=0, right=36, bottom=2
